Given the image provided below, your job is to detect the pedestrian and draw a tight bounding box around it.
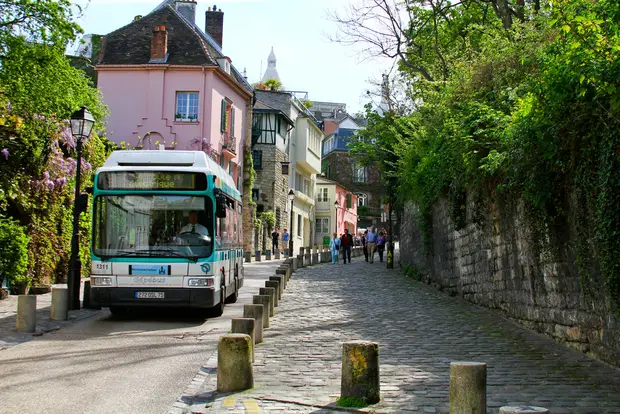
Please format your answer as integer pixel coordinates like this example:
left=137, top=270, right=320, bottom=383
left=377, top=231, right=386, bottom=262
left=271, top=227, right=279, bottom=255
left=366, top=225, right=378, bottom=264
left=340, top=228, right=353, bottom=264
left=281, top=228, right=289, bottom=255
left=329, top=232, right=341, bottom=264
left=362, top=230, right=369, bottom=262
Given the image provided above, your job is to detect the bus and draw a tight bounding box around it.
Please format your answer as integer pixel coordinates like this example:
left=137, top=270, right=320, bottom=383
left=89, top=150, right=244, bottom=317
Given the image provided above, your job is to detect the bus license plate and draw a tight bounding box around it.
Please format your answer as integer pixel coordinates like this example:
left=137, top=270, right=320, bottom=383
left=135, top=292, right=165, bottom=299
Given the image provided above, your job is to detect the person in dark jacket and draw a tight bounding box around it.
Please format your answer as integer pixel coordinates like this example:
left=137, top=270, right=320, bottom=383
left=340, top=228, right=354, bottom=264
left=362, top=230, right=368, bottom=262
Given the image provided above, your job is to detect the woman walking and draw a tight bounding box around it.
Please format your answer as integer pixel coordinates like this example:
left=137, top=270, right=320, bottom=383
left=377, top=231, right=386, bottom=262
left=329, top=232, right=341, bottom=264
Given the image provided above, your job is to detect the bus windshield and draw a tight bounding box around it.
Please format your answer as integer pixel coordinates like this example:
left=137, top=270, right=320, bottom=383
left=93, top=195, right=214, bottom=260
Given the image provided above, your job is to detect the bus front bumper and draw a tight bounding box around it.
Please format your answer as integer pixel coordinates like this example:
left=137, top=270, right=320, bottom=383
left=90, top=287, right=218, bottom=308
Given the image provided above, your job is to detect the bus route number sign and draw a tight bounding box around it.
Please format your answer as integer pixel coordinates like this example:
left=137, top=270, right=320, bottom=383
left=98, top=172, right=207, bottom=191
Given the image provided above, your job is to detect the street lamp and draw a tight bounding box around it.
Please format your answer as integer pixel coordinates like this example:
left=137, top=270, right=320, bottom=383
left=334, top=200, right=339, bottom=233
left=288, top=189, right=295, bottom=258
left=67, top=106, right=95, bottom=310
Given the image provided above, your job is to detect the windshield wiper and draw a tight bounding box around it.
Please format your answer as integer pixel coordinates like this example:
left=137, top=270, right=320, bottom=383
left=100, top=249, right=198, bottom=262
left=150, top=248, right=199, bottom=263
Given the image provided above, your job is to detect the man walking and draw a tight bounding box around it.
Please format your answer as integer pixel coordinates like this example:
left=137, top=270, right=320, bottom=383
left=271, top=227, right=280, bottom=255
left=340, top=228, right=353, bottom=264
left=281, top=228, right=289, bottom=255
left=366, top=225, right=378, bottom=264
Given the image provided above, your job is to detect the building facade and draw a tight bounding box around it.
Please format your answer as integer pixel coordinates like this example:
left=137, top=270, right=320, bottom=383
left=315, top=177, right=358, bottom=246
left=321, top=115, right=386, bottom=230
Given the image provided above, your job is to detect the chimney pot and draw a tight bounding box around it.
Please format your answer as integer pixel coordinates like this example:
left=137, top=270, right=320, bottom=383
left=205, top=7, right=224, bottom=48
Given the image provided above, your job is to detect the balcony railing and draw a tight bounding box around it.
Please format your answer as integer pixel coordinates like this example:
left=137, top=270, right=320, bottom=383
left=221, top=132, right=237, bottom=154
left=316, top=198, right=331, bottom=211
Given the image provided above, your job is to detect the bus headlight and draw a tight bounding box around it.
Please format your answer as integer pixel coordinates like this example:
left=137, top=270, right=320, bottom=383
left=91, top=277, right=113, bottom=286
left=188, top=278, right=214, bottom=287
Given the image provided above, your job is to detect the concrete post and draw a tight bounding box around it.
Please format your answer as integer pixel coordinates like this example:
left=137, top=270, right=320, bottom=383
left=297, top=254, right=303, bottom=267
left=304, top=251, right=311, bottom=265
left=312, top=250, right=318, bottom=264
left=243, top=304, right=264, bottom=344
left=259, top=287, right=277, bottom=313
left=217, top=334, right=253, bottom=392
left=275, top=251, right=281, bottom=260
left=499, top=407, right=548, bottom=414
left=292, top=257, right=298, bottom=271
left=265, top=280, right=281, bottom=301
left=269, top=276, right=285, bottom=294
left=341, top=341, right=380, bottom=404
left=252, top=295, right=271, bottom=328
left=231, top=318, right=256, bottom=362
left=299, top=247, right=305, bottom=255
left=255, top=250, right=261, bottom=262
left=244, top=251, right=252, bottom=263
left=450, top=362, right=487, bottom=414
left=265, top=250, right=271, bottom=260
left=51, top=285, right=69, bottom=321
left=16, top=295, right=36, bottom=332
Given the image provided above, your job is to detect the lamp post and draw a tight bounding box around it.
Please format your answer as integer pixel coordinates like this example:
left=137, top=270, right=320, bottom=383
left=67, top=106, right=95, bottom=310
left=288, top=189, right=295, bottom=259
left=386, top=198, right=394, bottom=270
left=334, top=200, right=339, bottom=233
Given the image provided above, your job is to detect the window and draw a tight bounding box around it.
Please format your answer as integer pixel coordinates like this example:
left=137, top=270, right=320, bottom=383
left=276, top=208, right=281, bottom=228
left=297, top=214, right=301, bottom=237
left=357, top=193, right=368, bottom=206
left=251, top=189, right=259, bottom=202
left=281, top=162, right=289, bottom=175
left=295, top=173, right=302, bottom=192
left=220, top=98, right=234, bottom=135
left=353, top=164, right=366, bottom=183
left=315, top=218, right=330, bottom=234
left=318, top=188, right=328, bottom=202
left=175, top=92, right=199, bottom=121
left=303, top=179, right=310, bottom=196
left=252, top=150, right=262, bottom=170
left=228, top=160, right=234, bottom=176
left=345, top=193, right=352, bottom=209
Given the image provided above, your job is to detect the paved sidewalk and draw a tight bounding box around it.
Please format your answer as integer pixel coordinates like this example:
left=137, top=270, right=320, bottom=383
left=177, top=249, right=620, bottom=413
left=0, top=282, right=100, bottom=350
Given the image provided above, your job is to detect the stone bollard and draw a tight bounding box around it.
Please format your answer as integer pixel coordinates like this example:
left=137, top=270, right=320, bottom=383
left=299, top=247, right=305, bottom=256
left=265, top=280, right=281, bottom=301
left=217, top=334, right=253, bottom=392
left=305, top=251, right=311, bottom=265
left=275, top=251, right=281, bottom=260
left=276, top=267, right=288, bottom=284
left=16, top=295, right=36, bottom=333
left=244, top=251, right=252, bottom=263
left=231, top=318, right=256, bottom=362
left=269, top=276, right=285, bottom=295
left=252, top=295, right=271, bottom=328
left=312, top=250, right=319, bottom=264
left=449, top=362, right=487, bottom=414
left=260, top=287, right=277, bottom=313
left=255, top=251, right=261, bottom=262
left=500, top=407, right=548, bottom=414
left=243, top=304, right=264, bottom=344
left=266, top=250, right=271, bottom=260
left=292, top=257, right=298, bottom=271
left=297, top=254, right=304, bottom=267
left=341, top=341, right=380, bottom=405
left=51, top=285, right=69, bottom=321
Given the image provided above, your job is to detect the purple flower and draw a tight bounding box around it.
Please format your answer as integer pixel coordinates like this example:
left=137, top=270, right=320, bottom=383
left=1, top=148, right=9, bottom=159
left=44, top=179, right=55, bottom=190
left=60, top=126, right=76, bottom=149
left=42, top=171, right=50, bottom=180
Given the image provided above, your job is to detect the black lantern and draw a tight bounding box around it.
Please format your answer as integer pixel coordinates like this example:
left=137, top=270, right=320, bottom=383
left=67, top=106, right=95, bottom=310
left=288, top=189, right=295, bottom=258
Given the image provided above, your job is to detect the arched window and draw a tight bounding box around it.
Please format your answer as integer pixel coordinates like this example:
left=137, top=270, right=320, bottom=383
left=357, top=193, right=368, bottom=206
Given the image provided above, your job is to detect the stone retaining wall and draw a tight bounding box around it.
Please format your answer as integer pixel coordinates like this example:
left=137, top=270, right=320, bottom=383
left=400, top=194, right=620, bottom=366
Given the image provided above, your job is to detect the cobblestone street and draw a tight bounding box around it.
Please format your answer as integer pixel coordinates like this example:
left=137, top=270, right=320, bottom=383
left=177, top=248, right=620, bottom=413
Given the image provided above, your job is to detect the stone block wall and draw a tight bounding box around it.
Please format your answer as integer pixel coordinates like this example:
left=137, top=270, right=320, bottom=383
left=400, top=194, right=620, bottom=366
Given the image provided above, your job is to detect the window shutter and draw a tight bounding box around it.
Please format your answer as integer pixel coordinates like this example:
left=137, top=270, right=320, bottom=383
left=346, top=194, right=352, bottom=209
left=231, top=108, right=236, bottom=137
left=220, top=99, right=227, bottom=132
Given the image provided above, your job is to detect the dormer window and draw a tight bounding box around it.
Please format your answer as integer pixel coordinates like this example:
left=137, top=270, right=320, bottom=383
left=217, top=57, right=231, bottom=75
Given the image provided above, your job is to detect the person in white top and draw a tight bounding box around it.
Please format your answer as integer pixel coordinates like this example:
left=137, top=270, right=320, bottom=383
left=179, top=211, right=209, bottom=237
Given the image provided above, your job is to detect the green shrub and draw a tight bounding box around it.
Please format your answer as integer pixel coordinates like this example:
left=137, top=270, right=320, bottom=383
left=0, top=217, right=30, bottom=293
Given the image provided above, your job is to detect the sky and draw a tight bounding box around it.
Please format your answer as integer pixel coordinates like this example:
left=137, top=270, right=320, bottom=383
left=72, top=0, right=394, bottom=115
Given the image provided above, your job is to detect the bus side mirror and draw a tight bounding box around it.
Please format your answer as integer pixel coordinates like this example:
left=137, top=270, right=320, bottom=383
left=77, top=193, right=89, bottom=214
left=215, top=195, right=227, bottom=218
left=85, top=186, right=94, bottom=194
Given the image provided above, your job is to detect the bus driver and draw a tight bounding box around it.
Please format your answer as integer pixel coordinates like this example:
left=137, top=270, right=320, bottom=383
left=179, top=211, right=210, bottom=237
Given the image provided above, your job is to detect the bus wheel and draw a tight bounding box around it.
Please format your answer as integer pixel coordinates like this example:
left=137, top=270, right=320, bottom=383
left=209, top=286, right=225, bottom=317
left=226, top=277, right=239, bottom=304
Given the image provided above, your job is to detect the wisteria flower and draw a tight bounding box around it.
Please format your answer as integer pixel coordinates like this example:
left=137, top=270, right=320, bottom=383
left=1, top=148, right=9, bottom=159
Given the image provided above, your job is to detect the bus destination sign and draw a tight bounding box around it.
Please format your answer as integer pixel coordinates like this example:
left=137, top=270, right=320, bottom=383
left=98, top=171, right=207, bottom=191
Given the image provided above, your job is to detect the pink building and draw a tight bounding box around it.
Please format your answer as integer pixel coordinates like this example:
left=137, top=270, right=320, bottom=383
left=315, top=177, right=358, bottom=245
left=96, top=1, right=253, bottom=188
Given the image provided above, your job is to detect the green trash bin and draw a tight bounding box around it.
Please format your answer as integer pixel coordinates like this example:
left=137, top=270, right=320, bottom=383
left=323, top=236, right=330, bottom=247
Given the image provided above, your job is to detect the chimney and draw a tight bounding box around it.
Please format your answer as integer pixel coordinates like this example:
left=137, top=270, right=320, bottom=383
left=150, top=25, right=168, bottom=62
left=175, top=0, right=196, bottom=24
left=205, top=5, right=224, bottom=48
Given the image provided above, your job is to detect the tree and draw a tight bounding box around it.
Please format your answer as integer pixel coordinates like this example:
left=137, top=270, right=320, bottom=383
left=253, top=78, right=283, bottom=91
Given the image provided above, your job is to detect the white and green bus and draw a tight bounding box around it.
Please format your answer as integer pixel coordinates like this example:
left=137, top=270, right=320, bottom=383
left=89, top=150, right=244, bottom=317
